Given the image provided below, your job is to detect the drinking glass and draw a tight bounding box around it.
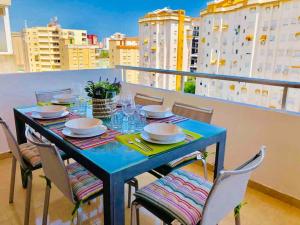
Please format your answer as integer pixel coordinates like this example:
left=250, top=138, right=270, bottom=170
left=122, top=96, right=136, bottom=133
left=135, top=105, right=147, bottom=131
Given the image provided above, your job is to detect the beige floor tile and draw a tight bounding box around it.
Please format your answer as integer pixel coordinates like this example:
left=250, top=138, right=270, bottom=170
left=0, top=158, right=299, bottom=225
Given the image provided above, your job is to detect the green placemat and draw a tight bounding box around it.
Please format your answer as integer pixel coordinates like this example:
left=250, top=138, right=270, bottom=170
left=116, top=129, right=202, bottom=156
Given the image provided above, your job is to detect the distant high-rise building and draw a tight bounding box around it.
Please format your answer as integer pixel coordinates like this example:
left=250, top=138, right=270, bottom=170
left=189, top=18, right=201, bottom=72
left=60, top=36, right=97, bottom=70
left=103, top=33, right=126, bottom=50
left=109, top=36, right=139, bottom=83
left=195, top=0, right=300, bottom=111
left=22, top=18, right=97, bottom=72
left=0, top=0, right=16, bottom=73
left=139, top=7, right=192, bottom=91
left=87, top=34, right=98, bottom=45
left=11, top=32, right=28, bottom=72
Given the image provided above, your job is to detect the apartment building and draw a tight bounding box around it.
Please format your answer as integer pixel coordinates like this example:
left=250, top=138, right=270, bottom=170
left=60, top=37, right=97, bottom=70
left=190, top=18, right=201, bottom=72
left=22, top=19, right=96, bottom=72
left=109, top=36, right=139, bottom=83
left=195, top=0, right=300, bottom=111
left=0, top=0, right=16, bottom=73
left=11, top=32, right=28, bottom=72
left=139, top=8, right=192, bottom=91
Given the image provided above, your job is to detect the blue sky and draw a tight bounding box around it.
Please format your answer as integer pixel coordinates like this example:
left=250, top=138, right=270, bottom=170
left=10, top=0, right=208, bottom=40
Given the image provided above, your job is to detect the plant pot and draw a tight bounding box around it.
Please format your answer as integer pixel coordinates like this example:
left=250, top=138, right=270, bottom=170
left=92, top=98, right=112, bottom=119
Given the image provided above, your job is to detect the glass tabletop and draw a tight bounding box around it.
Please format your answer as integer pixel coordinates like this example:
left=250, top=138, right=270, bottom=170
left=16, top=105, right=226, bottom=174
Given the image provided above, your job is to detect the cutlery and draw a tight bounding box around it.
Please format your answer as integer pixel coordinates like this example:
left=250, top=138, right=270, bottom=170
left=134, top=138, right=153, bottom=151
left=127, top=139, right=149, bottom=152
left=185, top=133, right=195, bottom=140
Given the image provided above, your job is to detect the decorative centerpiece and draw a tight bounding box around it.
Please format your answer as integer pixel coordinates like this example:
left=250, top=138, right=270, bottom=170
left=85, top=78, right=121, bottom=118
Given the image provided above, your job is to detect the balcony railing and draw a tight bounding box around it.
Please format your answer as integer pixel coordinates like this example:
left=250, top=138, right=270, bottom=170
left=0, top=68, right=300, bottom=203
left=116, top=65, right=300, bottom=112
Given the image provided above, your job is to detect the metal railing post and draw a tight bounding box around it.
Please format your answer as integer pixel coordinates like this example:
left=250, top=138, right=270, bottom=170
left=281, top=86, right=288, bottom=110
left=121, top=68, right=126, bottom=83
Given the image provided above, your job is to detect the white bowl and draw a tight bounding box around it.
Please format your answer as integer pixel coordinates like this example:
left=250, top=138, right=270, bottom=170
left=34, top=105, right=67, bottom=118
left=65, top=118, right=103, bottom=135
left=142, top=105, right=171, bottom=118
left=53, top=94, right=76, bottom=103
left=143, top=123, right=183, bottom=141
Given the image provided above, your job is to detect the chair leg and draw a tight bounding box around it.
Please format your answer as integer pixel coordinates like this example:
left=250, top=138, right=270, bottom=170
left=24, top=173, right=33, bottom=225
left=42, top=183, right=51, bottom=225
left=128, top=178, right=139, bottom=208
left=21, top=166, right=28, bottom=188
left=235, top=213, right=241, bottom=225
left=77, top=207, right=83, bottom=225
left=131, top=201, right=140, bottom=225
left=201, top=158, right=208, bottom=180
left=9, top=156, right=17, bottom=203
left=127, top=182, right=132, bottom=208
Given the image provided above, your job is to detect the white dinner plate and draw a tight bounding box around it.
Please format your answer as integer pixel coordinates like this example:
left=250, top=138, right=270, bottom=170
left=140, top=131, right=186, bottom=144
left=31, top=111, right=69, bottom=120
left=62, top=126, right=107, bottom=138
left=142, top=111, right=174, bottom=119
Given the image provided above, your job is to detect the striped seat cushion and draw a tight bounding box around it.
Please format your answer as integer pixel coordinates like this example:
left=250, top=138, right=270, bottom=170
left=168, top=151, right=201, bottom=168
left=19, top=143, right=41, bottom=167
left=135, top=169, right=212, bottom=225
left=67, top=162, right=103, bottom=201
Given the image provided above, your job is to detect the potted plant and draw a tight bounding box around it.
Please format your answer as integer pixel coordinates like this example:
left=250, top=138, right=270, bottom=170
left=85, top=77, right=121, bottom=118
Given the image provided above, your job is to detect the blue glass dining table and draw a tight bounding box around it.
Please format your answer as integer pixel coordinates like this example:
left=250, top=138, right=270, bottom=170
left=13, top=106, right=227, bottom=225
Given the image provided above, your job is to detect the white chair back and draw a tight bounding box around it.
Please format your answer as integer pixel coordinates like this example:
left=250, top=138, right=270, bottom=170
left=0, top=118, right=27, bottom=169
left=35, top=88, right=72, bottom=104
left=172, top=102, right=213, bottom=123
left=134, top=93, right=164, bottom=106
left=200, top=147, right=265, bottom=225
left=25, top=128, right=75, bottom=203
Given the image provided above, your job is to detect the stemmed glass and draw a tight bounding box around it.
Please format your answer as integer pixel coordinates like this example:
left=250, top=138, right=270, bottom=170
left=121, top=95, right=136, bottom=133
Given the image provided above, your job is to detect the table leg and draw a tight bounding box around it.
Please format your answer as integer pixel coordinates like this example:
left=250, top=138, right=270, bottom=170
left=14, top=110, right=27, bottom=145
left=214, top=132, right=226, bottom=180
left=104, top=174, right=125, bottom=225
left=14, top=110, right=27, bottom=188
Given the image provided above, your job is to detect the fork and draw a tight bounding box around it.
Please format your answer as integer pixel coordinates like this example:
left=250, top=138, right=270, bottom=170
left=127, top=139, right=149, bottom=152
left=134, top=138, right=153, bottom=151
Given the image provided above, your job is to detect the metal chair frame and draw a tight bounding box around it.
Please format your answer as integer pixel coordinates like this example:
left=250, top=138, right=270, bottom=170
left=131, top=147, right=265, bottom=225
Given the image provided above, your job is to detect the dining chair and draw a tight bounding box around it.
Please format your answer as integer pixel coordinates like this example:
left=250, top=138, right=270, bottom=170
left=35, top=88, right=72, bottom=104
left=0, top=118, right=69, bottom=225
left=127, top=92, right=164, bottom=207
left=134, top=92, right=164, bottom=106
left=131, top=146, right=266, bottom=225
left=25, top=128, right=103, bottom=225
left=152, top=102, right=214, bottom=179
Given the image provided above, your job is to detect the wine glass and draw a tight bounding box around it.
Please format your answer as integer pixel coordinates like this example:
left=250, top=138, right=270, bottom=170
left=122, top=96, right=136, bottom=133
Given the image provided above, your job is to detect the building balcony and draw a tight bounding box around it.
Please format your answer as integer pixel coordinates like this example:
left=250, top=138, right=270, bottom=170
left=0, top=66, right=300, bottom=224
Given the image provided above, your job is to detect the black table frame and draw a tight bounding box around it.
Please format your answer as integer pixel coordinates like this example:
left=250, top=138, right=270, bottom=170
left=14, top=108, right=226, bottom=225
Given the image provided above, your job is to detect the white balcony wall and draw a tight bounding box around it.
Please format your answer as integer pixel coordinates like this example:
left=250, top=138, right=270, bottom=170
left=0, top=69, right=300, bottom=202
left=122, top=82, right=300, bottom=202
left=0, top=68, right=121, bottom=151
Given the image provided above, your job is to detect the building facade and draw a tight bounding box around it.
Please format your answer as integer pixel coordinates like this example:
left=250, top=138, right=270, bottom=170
left=195, top=0, right=300, bottom=111
left=22, top=19, right=97, bottom=72
left=0, top=0, right=16, bottom=73
left=109, top=36, right=139, bottom=83
left=139, top=8, right=192, bottom=91
left=190, top=18, right=201, bottom=72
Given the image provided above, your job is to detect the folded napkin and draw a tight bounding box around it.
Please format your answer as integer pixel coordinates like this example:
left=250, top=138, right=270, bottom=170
left=116, top=129, right=202, bottom=156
